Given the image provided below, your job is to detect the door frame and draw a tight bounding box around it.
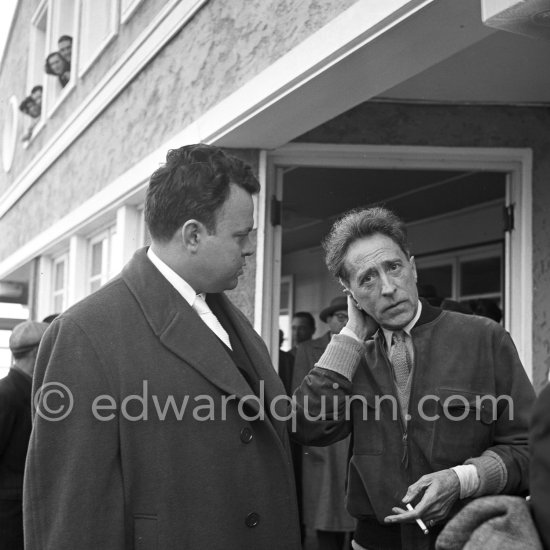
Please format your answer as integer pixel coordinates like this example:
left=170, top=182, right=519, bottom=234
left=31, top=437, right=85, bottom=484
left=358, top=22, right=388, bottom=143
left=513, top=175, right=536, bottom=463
left=255, top=143, right=533, bottom=378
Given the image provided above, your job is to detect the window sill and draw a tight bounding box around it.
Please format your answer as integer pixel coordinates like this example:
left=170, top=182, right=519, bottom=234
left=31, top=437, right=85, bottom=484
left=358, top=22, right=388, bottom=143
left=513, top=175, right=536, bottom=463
left=24, top=118, right=46, bottom=148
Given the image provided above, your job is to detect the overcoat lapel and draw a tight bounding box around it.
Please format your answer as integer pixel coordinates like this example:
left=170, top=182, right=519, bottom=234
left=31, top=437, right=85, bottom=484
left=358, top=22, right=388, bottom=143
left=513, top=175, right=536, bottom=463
left=121, top=249, right=261, bottom=415
left=214, top=293, right=289, bottom=443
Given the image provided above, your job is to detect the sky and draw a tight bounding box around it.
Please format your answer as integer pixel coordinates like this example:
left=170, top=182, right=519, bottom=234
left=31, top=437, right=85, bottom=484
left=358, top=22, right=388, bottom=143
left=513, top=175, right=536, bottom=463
left=0, top=0, right=18, bottom=71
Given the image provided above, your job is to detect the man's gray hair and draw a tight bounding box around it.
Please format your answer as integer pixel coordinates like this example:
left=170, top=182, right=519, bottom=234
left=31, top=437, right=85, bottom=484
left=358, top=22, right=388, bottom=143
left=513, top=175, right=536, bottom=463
left=323, top=206, right=410, bottom=283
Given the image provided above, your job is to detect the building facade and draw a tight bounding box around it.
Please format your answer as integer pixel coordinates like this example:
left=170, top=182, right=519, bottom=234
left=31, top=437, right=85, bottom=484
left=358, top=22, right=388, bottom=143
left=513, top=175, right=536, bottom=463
left=0, top=0, right=549, bottom=387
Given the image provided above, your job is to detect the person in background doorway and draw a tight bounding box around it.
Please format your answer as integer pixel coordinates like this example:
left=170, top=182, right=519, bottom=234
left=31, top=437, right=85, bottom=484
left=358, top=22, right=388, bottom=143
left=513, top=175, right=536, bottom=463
left=58, top=35, right=72, bottom=63
left=470, top=298, right=502, bottom=324
left=291, top=311, right=316, bottom=357
left=0, top=321, right=48, bottom=550
left=278, top=329, right=295, bottom=396
left=292, top=296, right=355, bottom=550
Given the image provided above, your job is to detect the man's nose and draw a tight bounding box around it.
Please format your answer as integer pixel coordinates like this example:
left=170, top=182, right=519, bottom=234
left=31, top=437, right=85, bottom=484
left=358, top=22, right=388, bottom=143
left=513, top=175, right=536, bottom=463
left=242, top=235, right=255, bottom=256
left=380, top=272, right=396, bottom=296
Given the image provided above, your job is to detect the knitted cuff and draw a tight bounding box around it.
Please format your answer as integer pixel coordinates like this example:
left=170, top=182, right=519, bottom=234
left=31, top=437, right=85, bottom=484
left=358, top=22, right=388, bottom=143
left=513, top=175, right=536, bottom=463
left=465, top=450, right=508, bottom=496
left=316, top=333, right=365, bottom=381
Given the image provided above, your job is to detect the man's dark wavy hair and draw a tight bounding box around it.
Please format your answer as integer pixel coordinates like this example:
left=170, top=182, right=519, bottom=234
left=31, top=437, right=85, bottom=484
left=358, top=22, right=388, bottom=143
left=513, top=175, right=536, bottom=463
left=323, top=206, right=410, bottom=284
left=145, top=144, right=260, bottom=242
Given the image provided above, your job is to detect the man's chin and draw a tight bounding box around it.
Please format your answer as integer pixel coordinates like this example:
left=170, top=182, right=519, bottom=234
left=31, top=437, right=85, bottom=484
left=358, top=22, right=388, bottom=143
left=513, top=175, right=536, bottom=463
left=380, top=309, right=415, bottom=330
left=224, top=277, right=239, bottom=291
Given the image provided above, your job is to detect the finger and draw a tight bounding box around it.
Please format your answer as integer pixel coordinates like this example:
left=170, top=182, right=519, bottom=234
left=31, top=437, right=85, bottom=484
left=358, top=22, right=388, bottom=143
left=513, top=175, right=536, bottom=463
left=412, top=483, right=437, bottom=511
left=384, top=510, right=418, bottom=524
left=402, top=477, right=429, bottom=504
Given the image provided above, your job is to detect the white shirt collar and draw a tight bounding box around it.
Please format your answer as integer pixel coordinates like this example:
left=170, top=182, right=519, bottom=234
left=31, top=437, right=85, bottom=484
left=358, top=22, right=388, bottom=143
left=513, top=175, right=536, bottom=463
left=147, top=247, right=197, bottom=307
left=382, top=300, right=422, bottom=349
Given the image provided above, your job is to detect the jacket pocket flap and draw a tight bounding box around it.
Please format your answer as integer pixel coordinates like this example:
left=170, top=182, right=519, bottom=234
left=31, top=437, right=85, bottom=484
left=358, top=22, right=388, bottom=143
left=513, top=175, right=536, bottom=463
left=438, top=388, right=497, bottom=424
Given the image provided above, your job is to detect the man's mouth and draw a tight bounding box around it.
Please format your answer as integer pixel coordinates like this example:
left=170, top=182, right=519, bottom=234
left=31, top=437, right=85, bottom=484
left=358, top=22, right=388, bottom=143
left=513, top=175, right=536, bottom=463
left=385, top=301, right=405, bottom=313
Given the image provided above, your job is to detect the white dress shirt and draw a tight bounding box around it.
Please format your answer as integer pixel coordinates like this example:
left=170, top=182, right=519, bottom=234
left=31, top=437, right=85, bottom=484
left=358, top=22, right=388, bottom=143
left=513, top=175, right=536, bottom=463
left=146, top=248, right=232, bottom=349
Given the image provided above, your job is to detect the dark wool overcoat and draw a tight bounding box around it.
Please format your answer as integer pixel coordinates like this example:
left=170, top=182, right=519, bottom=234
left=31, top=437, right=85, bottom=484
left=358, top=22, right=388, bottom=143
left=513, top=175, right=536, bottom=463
left=24, top=248, right=301, bottom=550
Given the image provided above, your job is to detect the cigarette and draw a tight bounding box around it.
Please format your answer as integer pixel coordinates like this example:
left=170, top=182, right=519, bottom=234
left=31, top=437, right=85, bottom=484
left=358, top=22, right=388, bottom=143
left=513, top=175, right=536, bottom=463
left=405, top=503, right=429, bottom=535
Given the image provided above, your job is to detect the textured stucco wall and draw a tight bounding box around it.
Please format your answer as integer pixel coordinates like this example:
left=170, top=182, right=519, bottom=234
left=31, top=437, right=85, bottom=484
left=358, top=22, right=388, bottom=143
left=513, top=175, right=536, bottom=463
left=0, top=0, right=170, bottom=193
left=0, top=0, right=37, bottom=193
left=296, top=101, right=550, bottom=390
left=223, top=148, right=259, bottom=322
left=0, top=0, right=356, bottom=236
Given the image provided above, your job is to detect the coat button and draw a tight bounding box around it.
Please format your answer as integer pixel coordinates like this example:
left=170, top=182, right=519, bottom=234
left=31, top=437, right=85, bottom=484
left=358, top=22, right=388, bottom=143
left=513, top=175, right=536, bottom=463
left=245, top=512, right=260, bottom=527
left=240, top=427, right=253, bottom=443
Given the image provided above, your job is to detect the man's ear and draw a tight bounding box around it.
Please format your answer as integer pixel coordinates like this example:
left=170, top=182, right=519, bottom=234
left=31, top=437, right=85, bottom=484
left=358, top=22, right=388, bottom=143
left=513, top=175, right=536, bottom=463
left=181, top=220, right=205, bottom=251
left=338, top=277, right=350, bottom=294
left=339, top=278, right=357, bottom=301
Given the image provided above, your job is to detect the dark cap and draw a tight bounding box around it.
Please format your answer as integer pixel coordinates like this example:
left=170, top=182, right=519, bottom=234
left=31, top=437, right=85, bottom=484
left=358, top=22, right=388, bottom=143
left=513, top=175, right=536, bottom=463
left=9, top=321, right=49, bottom=354
left=319, top=296, right=348, bottom=323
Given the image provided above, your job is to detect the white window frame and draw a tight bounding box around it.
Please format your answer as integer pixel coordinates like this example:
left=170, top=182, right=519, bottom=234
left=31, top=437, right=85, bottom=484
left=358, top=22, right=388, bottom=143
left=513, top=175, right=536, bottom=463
left=27, top=0, right=80, bottom=131
left=121, top=0, right=145, bottom=24
left=87, top=230, right=109, bottom=293
left=87, top=226, right=117, bottom=294
left=51, top=252, right=69, bottom=313
left=78, top=0, right=119, bottom=78
left=278, top=274, right=294, bottom=354
left=2, top=96, right=18, bottom=172
left=26, top=0, right=48, bottom=141
left=45, top=0, right=79, bottom=118
left=415, top=243, right=503, bottom=304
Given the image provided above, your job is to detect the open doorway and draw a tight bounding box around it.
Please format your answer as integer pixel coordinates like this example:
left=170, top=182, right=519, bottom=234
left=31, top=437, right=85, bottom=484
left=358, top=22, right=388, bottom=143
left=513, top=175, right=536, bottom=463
left=279, top=166, right=506, bottom=347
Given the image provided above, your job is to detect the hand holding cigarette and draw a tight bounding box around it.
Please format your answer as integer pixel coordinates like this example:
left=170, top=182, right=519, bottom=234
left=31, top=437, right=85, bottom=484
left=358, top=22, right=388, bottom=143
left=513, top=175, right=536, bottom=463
left=405, top=503, right=429, bottom=535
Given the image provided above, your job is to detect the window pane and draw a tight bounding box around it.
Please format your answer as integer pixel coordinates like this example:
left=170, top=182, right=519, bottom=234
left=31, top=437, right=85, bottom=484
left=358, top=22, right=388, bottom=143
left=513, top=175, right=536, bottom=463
left=79, top=0, right=113, bottom=69
left=417, top=265, right=453, bottom=300
left=460, top=257, right=501, bottom=296
left=91, top=242, right=103, bottom=277
left=53, top=294, right=64, bottom=312
left=54, top=261, right=65, bottom=291
left=90, top=279, right=101, bottom=294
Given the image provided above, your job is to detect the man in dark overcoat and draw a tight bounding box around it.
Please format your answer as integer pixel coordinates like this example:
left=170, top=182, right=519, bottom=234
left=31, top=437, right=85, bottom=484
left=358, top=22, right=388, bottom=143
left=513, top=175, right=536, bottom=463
left=0, top=321, right=48, bottom=549
left=24, top=144, right=301, bottom=549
